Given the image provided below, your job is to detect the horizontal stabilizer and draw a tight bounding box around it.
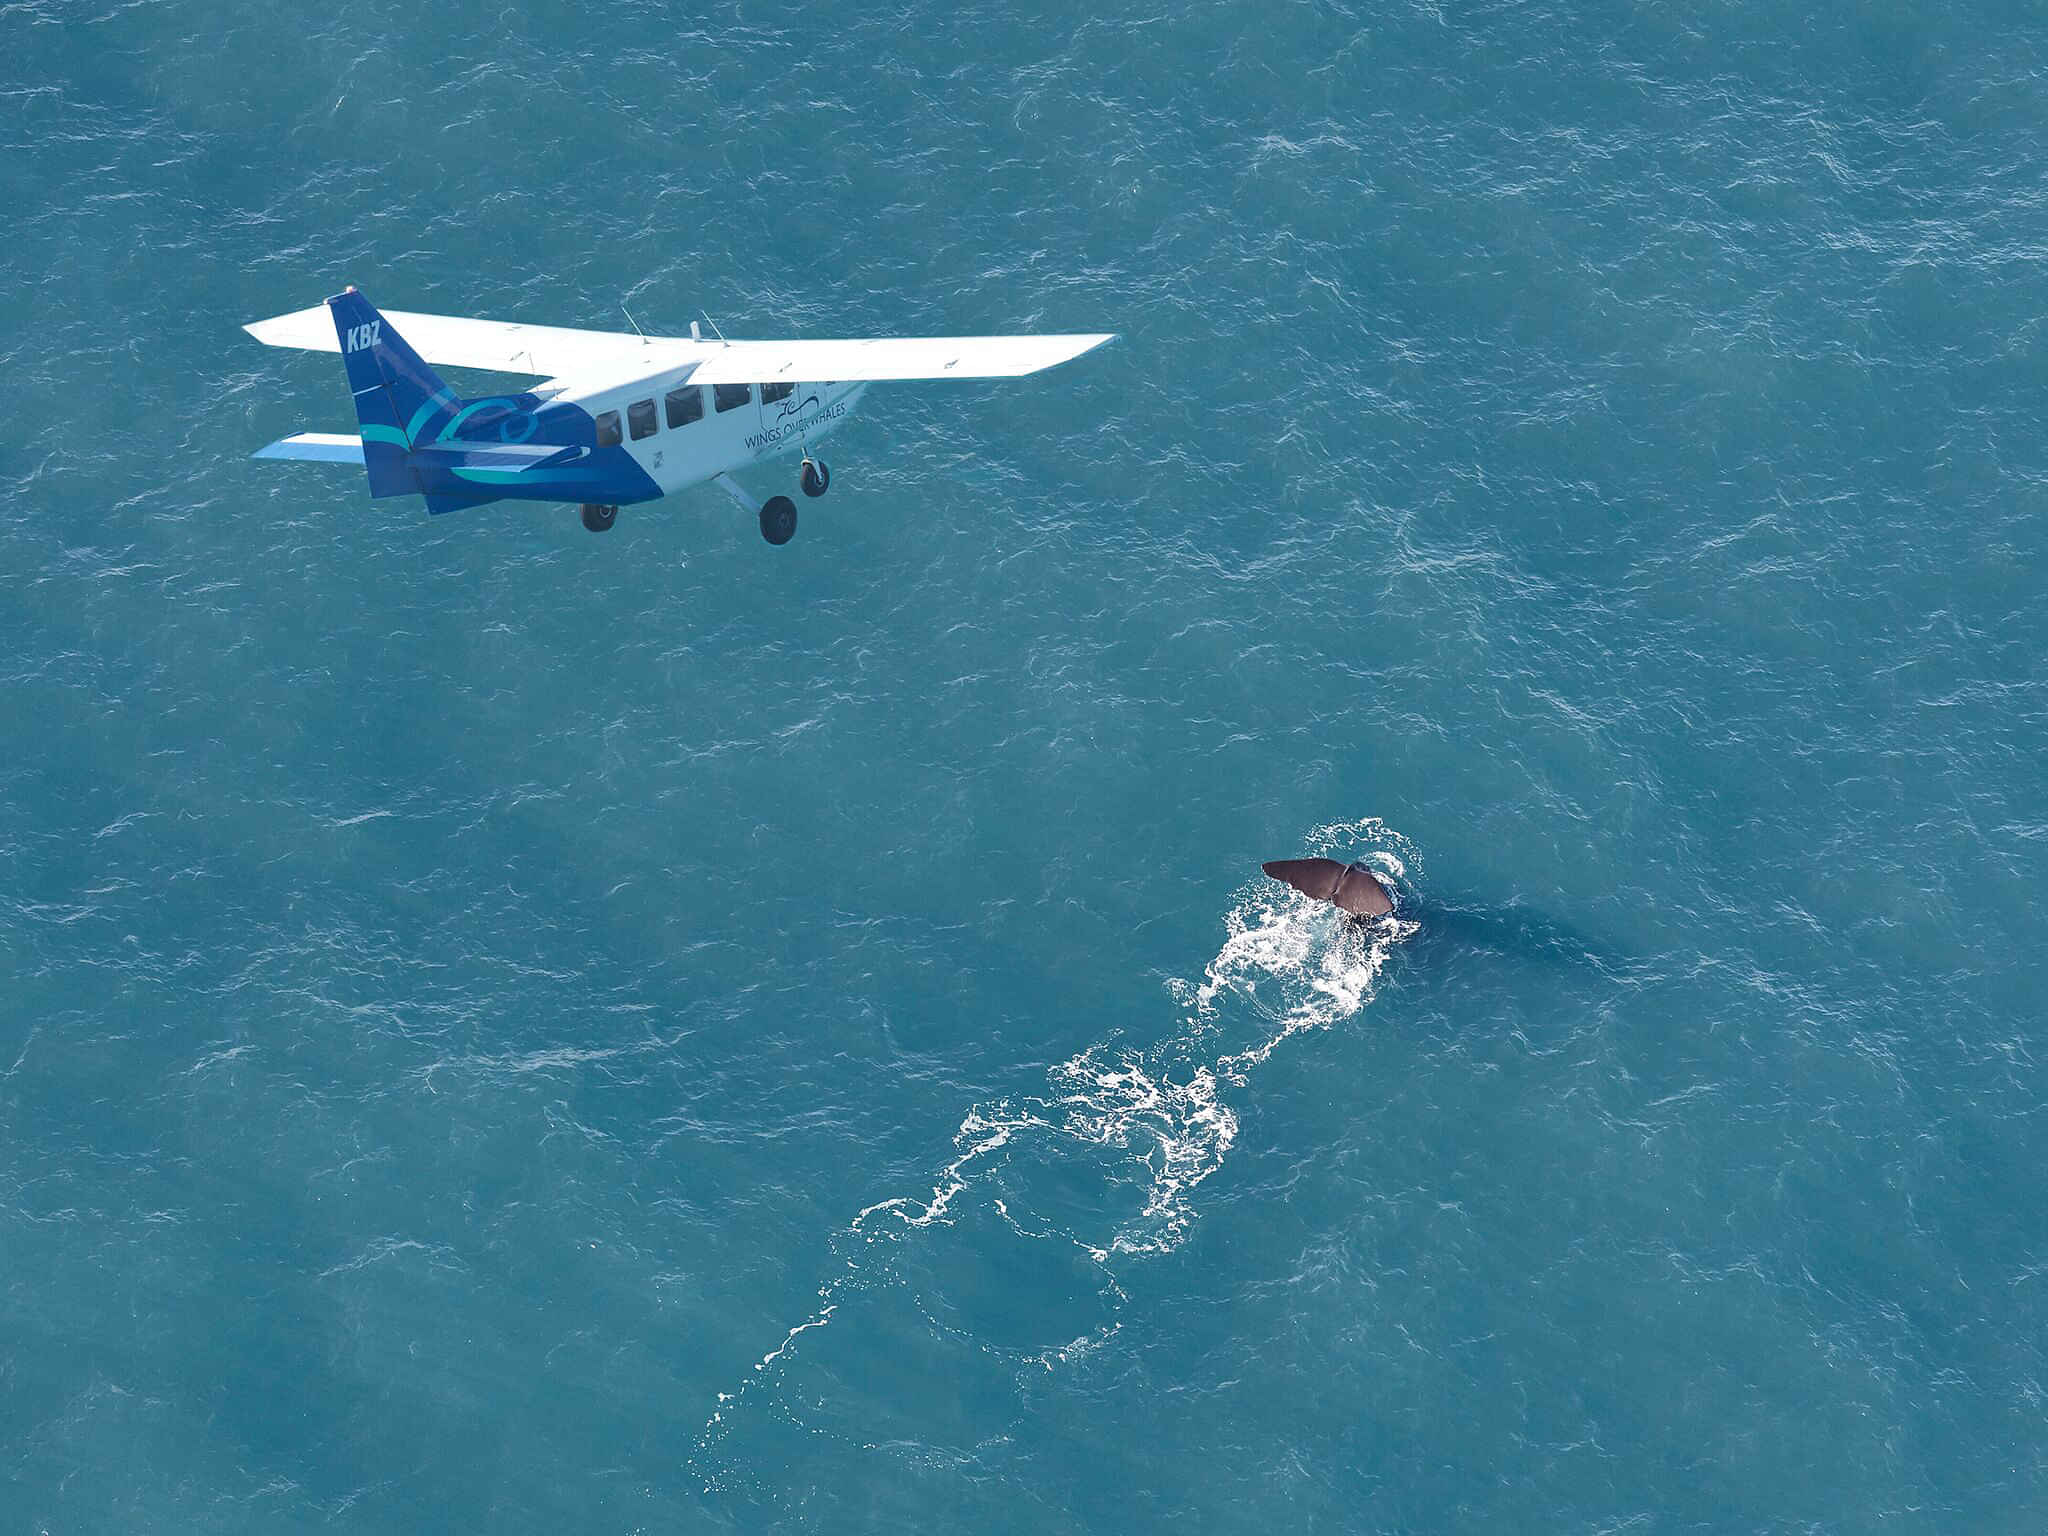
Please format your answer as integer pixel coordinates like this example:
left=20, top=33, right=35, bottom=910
left=253, top=432, right=364, bottom=464
left=408, top=441, right=580, bottom=473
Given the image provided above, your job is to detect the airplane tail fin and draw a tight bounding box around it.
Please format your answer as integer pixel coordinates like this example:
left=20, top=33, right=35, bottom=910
left=326, top=287, right=459, bottom=498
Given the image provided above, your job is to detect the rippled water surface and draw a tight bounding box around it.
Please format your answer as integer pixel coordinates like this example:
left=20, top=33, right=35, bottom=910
left=5, top=2, right=2047, bottom=1530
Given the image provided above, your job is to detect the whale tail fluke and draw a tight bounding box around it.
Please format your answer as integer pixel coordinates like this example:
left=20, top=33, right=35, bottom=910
left=1262, top=858, right=1394, bottom=918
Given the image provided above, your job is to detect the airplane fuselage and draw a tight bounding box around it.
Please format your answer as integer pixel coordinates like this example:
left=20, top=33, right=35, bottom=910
left=409, top=362, right=870, bottom=511
left=558, top=366, right=869, bottom=503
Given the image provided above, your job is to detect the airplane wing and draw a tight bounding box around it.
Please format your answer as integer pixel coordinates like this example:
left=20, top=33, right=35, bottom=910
left=685, top=335, right=1116, bottom=385
left=243, top=305, right=691, bottom=377
left=247, top=302, right=1114, bottom=384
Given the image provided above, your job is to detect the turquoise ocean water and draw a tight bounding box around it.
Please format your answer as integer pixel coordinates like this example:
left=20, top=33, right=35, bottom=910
left=5, top=2, right=2047, bottom=1529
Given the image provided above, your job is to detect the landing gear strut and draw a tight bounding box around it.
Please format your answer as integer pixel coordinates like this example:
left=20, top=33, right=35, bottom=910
left=800, top=457, right=831, bottom=498
left=580, top=503, right=617, bottom=533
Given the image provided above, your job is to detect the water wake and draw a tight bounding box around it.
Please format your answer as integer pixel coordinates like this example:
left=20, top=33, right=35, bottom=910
left=695, top=820, right=1417, bottom=1479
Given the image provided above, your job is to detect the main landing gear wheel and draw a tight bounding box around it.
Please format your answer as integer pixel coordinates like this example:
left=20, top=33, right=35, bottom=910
left=760, top=495, right=798, bottom=545
left=580, top=503, right=617, bottom=533
left=800, top=457, right=831, bottom=498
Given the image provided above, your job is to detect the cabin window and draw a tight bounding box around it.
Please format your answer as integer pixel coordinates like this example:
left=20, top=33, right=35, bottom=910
left=595, top=410, right=622, bottom=447
left=665, top=385, right=704, bottom=429
left=714, top=382, right=752, bottom=413
left=628, top=398, right=658, bottom=440
left=760, top=381, right=793, bottom=405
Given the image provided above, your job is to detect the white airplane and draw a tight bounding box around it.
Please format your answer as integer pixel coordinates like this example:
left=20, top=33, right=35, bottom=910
left=246, top=288, right=1115, bottom=542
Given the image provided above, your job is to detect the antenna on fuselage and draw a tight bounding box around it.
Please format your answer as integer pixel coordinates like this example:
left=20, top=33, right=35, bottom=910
left=621, top=302, right=648, bottom=344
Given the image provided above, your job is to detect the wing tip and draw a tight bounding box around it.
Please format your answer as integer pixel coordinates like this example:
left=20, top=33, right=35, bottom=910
left=1058, top=331, right=1116, bottom=365
left=244, top=302, right=342, bottom=351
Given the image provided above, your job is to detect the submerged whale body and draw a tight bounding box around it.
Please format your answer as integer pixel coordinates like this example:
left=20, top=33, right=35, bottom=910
left=1261, top=858, right=1395, bottom=918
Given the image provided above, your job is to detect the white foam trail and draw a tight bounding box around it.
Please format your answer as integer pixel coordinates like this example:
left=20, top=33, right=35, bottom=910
left=854, top=1111, right=1025, bottom=1231
left=753, top=1305, right=835, bottom=1373
left=695, top=823, right=1418, bottom=1474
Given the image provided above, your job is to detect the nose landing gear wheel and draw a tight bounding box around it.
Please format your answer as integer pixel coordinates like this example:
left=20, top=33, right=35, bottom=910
left=580, top=503, right=617, bottom=533
left=760, top=495, right=798, bottom=545
left=800, top=458, right=831, bottom=498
